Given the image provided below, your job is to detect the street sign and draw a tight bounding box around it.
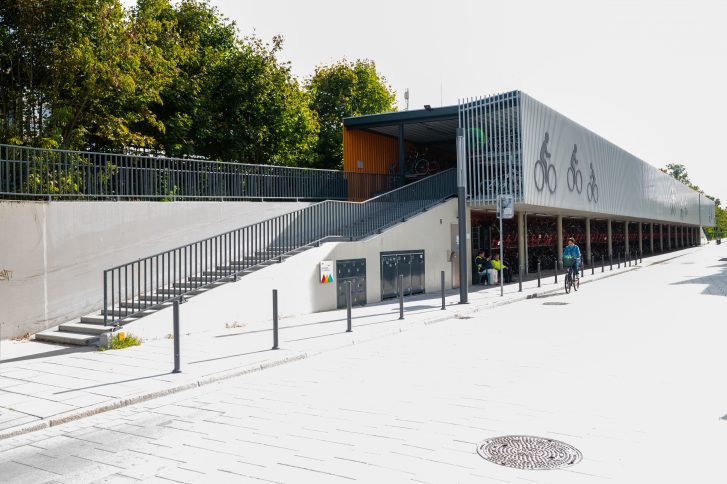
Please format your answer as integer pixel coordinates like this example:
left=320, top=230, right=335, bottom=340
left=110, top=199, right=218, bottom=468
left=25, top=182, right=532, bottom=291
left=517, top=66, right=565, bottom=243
left=497, top=194, right=514, bottom=219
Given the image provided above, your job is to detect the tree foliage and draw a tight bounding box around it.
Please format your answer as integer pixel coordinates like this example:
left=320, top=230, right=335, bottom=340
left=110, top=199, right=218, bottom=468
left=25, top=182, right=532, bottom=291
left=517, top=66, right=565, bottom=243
left=662, top=163, right=725, bottom=239
left=307, top=59, right=397, bottom=169
left=2, top=0, right=395, bottom=167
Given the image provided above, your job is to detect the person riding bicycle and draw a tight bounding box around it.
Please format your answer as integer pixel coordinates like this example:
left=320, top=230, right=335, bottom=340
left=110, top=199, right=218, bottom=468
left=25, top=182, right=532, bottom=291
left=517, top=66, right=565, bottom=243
left=563, top=237, right=581, bottom=274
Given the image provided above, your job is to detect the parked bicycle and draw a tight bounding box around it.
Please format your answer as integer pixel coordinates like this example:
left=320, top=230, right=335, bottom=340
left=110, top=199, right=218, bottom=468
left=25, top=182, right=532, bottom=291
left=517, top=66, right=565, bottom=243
left=567, top=144, right=582, bottom=193
left=587, top=162, right=599, bottom=203
left=534, top=132, right=557, bottom=193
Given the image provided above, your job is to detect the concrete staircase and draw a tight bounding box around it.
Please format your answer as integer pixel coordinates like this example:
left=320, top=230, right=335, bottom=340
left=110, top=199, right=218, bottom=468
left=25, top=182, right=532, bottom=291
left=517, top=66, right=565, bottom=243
left=34, top=246, right=315, bottom=346
left=34, top=169, right=456, bottom=347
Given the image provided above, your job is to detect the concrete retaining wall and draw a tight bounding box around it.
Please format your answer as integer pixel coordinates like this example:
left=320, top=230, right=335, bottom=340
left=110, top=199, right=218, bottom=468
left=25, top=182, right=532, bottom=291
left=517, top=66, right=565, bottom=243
left=0, top=201, right=312, bottom=339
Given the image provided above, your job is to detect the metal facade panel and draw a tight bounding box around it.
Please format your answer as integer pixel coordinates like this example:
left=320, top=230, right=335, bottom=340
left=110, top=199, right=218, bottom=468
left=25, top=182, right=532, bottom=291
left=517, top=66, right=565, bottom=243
left=519, top=93, right=715, bottom=225
left=459, top=92, right=522, bottom=204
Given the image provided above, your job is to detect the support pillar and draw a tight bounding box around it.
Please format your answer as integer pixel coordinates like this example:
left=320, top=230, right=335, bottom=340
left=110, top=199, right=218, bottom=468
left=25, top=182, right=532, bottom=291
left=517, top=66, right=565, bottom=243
left=556, top=215, right=563, bottom=267
left=607, top=219, right=613, bottom=257
left=638, top=222, right=643, bottom=257
left=624, top=221, right=629, bottom=256
left=659, top=224, right=663, bottom=252
left=667, top=225, right=671, bottom=249
left=585, top=218, right=592, bottom=263
left=650, top=223, right=654, bottom=254
left=517, top=212, right=525, bottom=276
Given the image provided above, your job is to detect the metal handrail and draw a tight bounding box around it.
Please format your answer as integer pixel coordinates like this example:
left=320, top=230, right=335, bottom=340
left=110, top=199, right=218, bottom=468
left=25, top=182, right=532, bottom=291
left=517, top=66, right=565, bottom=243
left=0, top=144, right=402, bottom=201
left=102, top=168, right=456, bottom=326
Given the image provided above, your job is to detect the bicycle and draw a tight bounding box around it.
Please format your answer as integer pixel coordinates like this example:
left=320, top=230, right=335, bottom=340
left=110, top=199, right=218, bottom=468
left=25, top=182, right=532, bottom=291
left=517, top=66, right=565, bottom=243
left=563, top=256, right=580, bottom=293
left=586, top=163, right=599, bottom=203
left=534, top=132, right=557, bottom=193
left=566, top=144, right=582, bottom=193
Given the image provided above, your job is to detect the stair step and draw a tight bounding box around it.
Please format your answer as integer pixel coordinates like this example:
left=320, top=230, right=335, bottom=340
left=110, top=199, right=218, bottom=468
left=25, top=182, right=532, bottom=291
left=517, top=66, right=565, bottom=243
left=59, top=322, right=110, bottom=335
left=187, top=276, right=234, bottom=283
left=118, top=300, right=170, bottom=310
left=35, top=331, right=100, bottom=346
left=154, top=287, right=210, bottom=296
left=80, top=315, right=111, bottom=324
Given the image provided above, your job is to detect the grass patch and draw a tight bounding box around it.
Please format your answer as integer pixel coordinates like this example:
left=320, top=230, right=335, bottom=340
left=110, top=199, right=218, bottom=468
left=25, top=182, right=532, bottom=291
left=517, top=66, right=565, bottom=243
left=99, top=331, right=142, bottom=351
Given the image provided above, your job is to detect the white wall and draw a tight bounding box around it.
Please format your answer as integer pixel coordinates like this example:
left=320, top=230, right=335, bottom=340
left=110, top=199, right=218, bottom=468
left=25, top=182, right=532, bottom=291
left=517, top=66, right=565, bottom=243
left=0, top=200, right=312, bottom=339
left=124, top=199, right=461, bottom=341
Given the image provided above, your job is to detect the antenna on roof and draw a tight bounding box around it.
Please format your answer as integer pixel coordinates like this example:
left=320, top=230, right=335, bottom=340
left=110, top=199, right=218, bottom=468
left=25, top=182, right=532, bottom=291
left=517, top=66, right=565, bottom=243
left=404, top=88, right=409, bottom=111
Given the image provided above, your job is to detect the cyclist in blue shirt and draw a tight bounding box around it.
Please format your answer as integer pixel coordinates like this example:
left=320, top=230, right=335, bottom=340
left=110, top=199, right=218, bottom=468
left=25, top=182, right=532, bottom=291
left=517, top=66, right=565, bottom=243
left=563, top=237, right=581, bottom=272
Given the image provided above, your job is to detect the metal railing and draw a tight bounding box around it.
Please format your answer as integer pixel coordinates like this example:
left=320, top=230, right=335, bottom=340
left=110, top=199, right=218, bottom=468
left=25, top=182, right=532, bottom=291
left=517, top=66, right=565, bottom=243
left=103, top=168, right=456, bottom=326
left=0, top=144, right=401, bottom=201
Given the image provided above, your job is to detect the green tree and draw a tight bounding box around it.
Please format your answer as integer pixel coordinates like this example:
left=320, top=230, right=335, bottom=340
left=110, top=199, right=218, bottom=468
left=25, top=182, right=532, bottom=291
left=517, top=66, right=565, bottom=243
left=660, top=163, right=690, bottom=185
left=194, top=35, right=318, bottom=165
left=0, top=0, right=177, bottom=150
left=307, top=59, right=396, bottom=169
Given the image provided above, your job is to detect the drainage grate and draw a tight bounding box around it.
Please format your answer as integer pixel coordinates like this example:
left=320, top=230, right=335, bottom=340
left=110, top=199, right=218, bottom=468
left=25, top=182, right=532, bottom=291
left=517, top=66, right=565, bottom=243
left=477, top=435, right=582, bottom=470
left=542, top=301, right=569, bottom=306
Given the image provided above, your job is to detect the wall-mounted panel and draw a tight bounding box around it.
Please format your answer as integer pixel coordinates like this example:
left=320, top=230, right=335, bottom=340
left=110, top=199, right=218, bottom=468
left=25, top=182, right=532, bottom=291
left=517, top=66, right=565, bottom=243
left=518, top=92, right=715, bottom=226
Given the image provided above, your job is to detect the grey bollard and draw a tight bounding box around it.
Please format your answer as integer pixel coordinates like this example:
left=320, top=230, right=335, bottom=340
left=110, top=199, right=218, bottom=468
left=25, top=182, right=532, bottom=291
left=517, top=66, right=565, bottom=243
left=272, top=289, right=279, bottom=350
left=554, top=260, right=558, bottom=284
left=172, top=299, right=181, bottom=373
left=399, top=274, right=404, bottom=320
left=537, top=261, right=541, bottom=288
left=346, top=281, right=352, bottom=332
left=591, top=256, right=595, bottom=275
left=441, top=270, right=445, bottom=310
left=602, top=254, right=605, bottom=273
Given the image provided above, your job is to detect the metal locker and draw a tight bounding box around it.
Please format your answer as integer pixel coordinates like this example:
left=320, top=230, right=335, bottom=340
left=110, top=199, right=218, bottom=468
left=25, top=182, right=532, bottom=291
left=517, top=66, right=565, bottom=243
left=380, top=250, right=425, bottom=300
left=336, top=259, right=367, bottom=309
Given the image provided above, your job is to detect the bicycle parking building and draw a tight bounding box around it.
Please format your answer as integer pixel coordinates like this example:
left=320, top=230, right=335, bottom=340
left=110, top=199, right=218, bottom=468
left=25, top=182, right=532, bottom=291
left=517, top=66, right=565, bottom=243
left=343, top=90, right=715, bottom=288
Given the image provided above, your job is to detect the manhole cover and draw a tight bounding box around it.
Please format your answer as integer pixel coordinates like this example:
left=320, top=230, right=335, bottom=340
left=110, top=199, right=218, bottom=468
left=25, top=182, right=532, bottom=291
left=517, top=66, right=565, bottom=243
left=477, top=435, right=582, bottom=470
left=542, top=301, right=568, bottom=306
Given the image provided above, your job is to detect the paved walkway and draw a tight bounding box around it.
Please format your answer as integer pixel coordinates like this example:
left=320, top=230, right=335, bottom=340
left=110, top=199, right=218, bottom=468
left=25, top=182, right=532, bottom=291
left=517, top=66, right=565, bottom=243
left=0, top=242, right=725, bottom=483
left=0, top=246, right=711, bottom=442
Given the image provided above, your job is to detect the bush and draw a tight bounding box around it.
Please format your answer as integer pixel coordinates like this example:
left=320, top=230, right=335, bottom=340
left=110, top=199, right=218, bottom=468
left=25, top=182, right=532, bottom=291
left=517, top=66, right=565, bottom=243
left=100, top=331, right=142, bottom=351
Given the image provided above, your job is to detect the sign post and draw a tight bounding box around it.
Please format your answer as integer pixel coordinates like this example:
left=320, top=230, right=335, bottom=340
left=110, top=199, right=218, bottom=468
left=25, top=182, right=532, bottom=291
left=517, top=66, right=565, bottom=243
left=496, top=194, right=514, bottom=297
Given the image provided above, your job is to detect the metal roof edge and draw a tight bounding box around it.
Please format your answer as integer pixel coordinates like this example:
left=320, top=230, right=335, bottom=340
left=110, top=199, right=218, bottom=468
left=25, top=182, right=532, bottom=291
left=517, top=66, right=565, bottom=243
left=343, top=105, right=459, bottom=128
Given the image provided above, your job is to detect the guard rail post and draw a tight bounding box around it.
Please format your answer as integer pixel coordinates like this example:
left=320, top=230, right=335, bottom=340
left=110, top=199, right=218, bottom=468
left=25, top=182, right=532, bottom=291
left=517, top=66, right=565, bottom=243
left=441, top=270, right=446, bottom=310
left=537, top=261, right=541, bottom=288
left=399, top=274, right=404, bottom=320
left=172, top=298, right=181, bottom=374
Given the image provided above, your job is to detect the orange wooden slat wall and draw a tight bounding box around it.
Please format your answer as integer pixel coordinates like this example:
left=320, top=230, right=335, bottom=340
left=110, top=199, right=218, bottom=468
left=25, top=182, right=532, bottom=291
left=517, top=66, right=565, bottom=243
left=342, top=127, right=399, bottom=174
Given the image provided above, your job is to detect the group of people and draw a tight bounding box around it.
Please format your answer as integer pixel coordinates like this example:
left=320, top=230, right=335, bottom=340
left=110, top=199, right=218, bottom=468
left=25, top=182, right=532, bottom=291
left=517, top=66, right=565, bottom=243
left=473, top=237, right=582, bottom=287
left=474, top=250, right=510, bottom=285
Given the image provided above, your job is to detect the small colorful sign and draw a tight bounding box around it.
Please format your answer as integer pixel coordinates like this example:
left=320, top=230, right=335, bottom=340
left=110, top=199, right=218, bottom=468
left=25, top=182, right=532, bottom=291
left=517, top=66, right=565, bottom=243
left=320, top=260, right=334, bottom=284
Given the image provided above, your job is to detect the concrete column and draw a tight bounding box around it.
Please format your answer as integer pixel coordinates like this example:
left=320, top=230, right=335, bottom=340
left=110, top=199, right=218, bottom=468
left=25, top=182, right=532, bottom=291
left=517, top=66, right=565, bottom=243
left=585, top=218, right=592, bottom=263
left=638, top=222, right=643, bottom=256
left=624, top=221, right=629, bottom=256
left=517, top=212, right=525, bottom=274
left=667, top=225, right=671, bottom=249
left=557, top=215, right=563, bottom=266
left=659, top=224, right=663, bottom=252
left=607, top=219, right=613, bottom=256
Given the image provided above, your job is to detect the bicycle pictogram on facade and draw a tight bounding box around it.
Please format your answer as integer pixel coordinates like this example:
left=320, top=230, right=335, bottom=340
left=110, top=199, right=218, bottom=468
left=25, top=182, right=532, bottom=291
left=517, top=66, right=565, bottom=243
left=534, top=132, right=557, bottom=193
left=586, top=162, right=598, bottom=203
left=566, top=144, right=582, bottom=193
